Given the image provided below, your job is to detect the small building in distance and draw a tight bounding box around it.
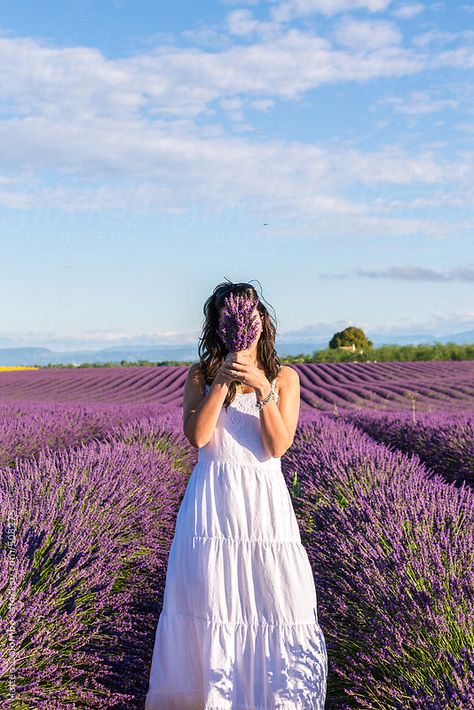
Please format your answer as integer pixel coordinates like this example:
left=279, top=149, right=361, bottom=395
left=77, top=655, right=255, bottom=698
left=337, top=343, right=356, bottom=351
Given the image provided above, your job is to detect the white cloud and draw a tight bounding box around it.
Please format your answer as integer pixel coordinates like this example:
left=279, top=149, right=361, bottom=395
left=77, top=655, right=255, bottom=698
left=224, top=9, right=285, bottom=41
left=220, top=96, right=244, bottom=110
left=412, top=28, right=474, bottom=46
left=226, top=9, right=263, bottom=36
left=432, top=45, right=474, bottom=70
left=372, top=310, right=474, bottom=336
left=392, top=3, right=424, bottom=19
left=0, top=32, right=428, bottom=125
left=412, top=29, right=454, bottom=46
left=0, top=188, right=32, bottom=209
left=355, top=266, right=474, bottom=281
left=0, top=32, right=472, bottom=243
left=376, top=190, right=474, bottom=208
left=456, top=122, right=474, bottom=133
left=180, top=26, right=232, bottom=49
left=0, top=114, right=471, bottom=245
left=278, top=310, right=474, bottom=339
left=271, top=0, right=391, bottom=22
left=332, top=17, right=402, bottom=50
left=380, top=89, right=458, bottom=114
left=337, top=145, right=468, bottom=184
left=1, top=18, right=466, bottom=129
left=249, top=98, right=275, bottom=110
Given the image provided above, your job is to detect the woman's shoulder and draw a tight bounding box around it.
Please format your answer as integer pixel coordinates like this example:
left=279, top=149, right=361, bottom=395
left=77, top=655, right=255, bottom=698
left=187, top=362, right=202, bottom=377
left=277, top=364, right=299, bottom=379
left=275, top=365, right=300, bottom=391
left=187, top=362, right=206, bottom=389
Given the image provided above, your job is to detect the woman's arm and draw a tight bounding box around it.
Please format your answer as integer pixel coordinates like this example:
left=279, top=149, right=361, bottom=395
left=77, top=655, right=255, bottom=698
left=182, top=361, right=231, bottom=448
left=256, top=366, right=300, bottom=458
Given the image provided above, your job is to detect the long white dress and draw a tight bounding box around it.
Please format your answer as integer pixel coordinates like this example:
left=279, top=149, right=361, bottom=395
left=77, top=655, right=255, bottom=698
left=145, top=376, right=328, bottom=710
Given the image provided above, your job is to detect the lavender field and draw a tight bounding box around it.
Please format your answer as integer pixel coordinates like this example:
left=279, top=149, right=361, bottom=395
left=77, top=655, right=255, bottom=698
left=0, top=360, right=473, bottom=412
left=0, top=363, right=473, bottom=708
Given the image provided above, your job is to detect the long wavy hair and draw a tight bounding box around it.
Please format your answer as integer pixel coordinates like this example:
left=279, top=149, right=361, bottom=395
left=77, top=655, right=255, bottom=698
left=198, top=279, right=281, bottom=410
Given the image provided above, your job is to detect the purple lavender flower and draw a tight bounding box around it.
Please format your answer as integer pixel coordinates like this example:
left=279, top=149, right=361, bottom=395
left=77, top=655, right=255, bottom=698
left=217, top=292, right=260, bottom=352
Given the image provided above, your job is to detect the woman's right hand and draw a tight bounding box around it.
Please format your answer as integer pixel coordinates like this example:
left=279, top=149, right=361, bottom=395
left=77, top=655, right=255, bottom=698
left=214, top=353, right=237, bottom=385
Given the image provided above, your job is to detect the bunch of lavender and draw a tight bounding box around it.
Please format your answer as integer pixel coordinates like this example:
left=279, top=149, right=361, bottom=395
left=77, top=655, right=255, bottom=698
left=217, top=293, right=260, bottom=352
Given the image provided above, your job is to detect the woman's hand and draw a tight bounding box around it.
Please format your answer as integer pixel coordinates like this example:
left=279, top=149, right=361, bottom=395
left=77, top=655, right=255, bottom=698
left=219, top=351, right=268, bottom=392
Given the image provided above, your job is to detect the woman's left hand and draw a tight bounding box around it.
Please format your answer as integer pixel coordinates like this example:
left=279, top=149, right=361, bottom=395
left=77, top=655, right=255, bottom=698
left=220, top=351, right=268, bottom=391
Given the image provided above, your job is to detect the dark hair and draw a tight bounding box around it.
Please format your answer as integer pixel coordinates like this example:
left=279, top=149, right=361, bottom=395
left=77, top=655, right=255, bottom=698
left=198, top=278, right=281, bottom=409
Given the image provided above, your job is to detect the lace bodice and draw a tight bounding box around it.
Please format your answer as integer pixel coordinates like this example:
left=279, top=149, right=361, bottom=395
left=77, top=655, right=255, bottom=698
left=197, top=378, right=280, bottom=469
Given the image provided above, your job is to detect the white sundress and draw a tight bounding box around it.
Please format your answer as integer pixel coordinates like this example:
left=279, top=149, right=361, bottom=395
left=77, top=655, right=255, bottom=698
left=144, top=375, right=328, bottom=709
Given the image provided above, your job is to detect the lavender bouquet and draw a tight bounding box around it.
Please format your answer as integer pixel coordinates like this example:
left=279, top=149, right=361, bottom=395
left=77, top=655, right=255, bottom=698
left=217, top=293, right=260, bottom=352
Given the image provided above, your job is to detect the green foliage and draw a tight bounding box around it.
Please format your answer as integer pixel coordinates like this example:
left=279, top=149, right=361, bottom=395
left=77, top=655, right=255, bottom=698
left=329, top=326, right=373, bottom=350
left=282, top=341, right=474, bottom=364
left=37, top=359, right=189, bottom=369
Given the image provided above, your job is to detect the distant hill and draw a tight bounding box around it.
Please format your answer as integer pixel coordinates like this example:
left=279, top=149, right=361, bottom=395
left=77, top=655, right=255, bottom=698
left=434, top=330, right=474, bottom=345
left=371, top=329, right=474, bottom=346
left=0, top=347, right=55, bottom=366
left=0, top=345, right=197, bottom=366
left=0, top=328, right=472, bottom=366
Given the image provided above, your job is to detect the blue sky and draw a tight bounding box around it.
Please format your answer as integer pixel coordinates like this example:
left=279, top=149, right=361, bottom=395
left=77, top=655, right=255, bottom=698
left=0, top=0, right=473, bottom=351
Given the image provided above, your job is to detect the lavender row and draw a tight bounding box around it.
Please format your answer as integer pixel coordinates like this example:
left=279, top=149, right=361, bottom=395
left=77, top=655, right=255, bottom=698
left=281, top=413, right=474, bottom=709
left=0, top=366, right=186, bottom=405
left=335, top=409, right=474, bottom=490
left=0, top=413, right=194, bottom=708
left=1, top=361, right=473, bottom=411
left=0, top=399, right=171, bottom=467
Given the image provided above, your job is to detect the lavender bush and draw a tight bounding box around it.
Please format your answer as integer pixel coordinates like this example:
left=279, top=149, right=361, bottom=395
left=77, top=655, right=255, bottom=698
left=338, top=409, right=474, bottom=490
left=0, top=400, right=171, bottom=468
left=282, top=414, right=474, bottom=709
left=0, top=422, right=192, bottom=708
left=105, top=410, right=195, bottom=474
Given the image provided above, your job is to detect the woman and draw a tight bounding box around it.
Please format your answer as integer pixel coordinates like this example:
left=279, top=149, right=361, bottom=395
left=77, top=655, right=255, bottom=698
left=145, top=281, right=328, bottom=709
